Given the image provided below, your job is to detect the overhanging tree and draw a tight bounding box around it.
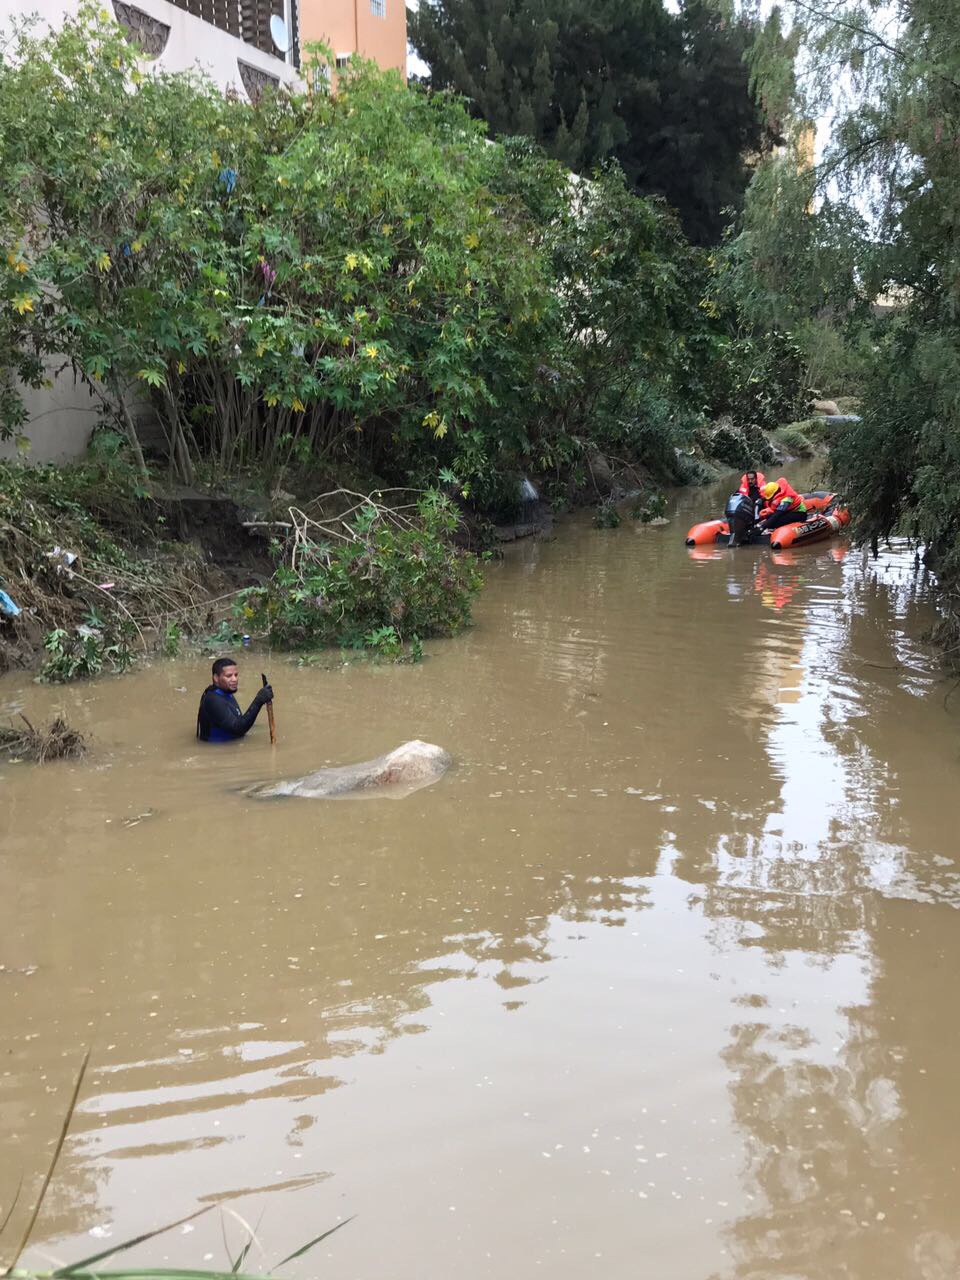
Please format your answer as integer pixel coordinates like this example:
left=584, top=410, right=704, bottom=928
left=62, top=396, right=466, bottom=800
left=737, top=0, right=960, bottom=630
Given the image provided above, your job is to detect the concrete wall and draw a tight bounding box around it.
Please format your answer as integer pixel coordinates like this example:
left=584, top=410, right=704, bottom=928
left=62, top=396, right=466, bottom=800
left=0, top=0, right=299, bottom=462
left=0, top=363, right=102, bottom=464
left=299, top=0, right=406, bottom=77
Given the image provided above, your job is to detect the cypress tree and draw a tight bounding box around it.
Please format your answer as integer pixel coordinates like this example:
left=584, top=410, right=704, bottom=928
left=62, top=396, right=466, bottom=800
left=410, top=0, right=773, bottom=243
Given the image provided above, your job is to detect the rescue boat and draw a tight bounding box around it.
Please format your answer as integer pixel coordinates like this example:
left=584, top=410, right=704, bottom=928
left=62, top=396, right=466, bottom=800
left=685, top=490, right=850, bottom=550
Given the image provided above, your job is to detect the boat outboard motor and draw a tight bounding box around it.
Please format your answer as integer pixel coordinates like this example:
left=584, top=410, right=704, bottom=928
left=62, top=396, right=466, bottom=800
left=725, top=492, right=758, bottom=547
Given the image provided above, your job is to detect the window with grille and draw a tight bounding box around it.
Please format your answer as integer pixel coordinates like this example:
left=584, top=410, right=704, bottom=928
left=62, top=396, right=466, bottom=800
left=370, top=0, right=385, bottom=16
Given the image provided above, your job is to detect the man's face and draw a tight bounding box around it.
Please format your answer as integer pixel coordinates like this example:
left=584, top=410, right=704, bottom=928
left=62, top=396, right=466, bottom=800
left=213, top=664, right=239, bottom=693
left=747, top=472, right=758, bottom=487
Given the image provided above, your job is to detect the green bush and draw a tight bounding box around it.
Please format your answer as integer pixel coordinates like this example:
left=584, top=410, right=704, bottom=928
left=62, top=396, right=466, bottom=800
left=40, top=615, right=136, bottom=682
left=242, top=491, right=483, bottom=648
left=775, top=424, right=815, bottom=457
left=593, top=503, right=621, bottom=529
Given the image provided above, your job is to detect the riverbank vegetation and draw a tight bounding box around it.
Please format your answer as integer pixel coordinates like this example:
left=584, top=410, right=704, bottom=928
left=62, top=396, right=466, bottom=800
left=242, top=488, right=484, bottom=651
left=0, top=6, right=805, bottom=501
left=727, top=0, right=960, bottom=642
left=8, top=0, right=954, bottom=667
left=0, top=6, right=812, bottom=674
left=0, top=448, right=219, bottom=674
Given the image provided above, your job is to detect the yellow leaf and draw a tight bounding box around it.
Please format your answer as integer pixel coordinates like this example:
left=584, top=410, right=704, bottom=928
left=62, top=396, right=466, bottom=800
left=463, top=232, right=479, bottom=249
left=12, top=294, right=33, bottom=314
left=341, top=335, right=351, bottom=347
left=363, top=344, right=379, bottom=359
left=291, top=397, right=306, bottom=412
left=15, top=259, right=28, bottom=274
left=381, top=224, right=394, bottom=236
left=131, top=240, right=143, bottom=254
left=434, top=422, right=447, bottom=439
left=265, top=394, right=279, bottom=407
left=96, top=252, right=111, bottom=272
left=344, top=252, right=359, bottom=271
left=177, top=361, right=186, bottom=374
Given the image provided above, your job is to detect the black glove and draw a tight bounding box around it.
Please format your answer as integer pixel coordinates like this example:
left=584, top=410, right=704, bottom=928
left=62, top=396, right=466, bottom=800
left=255, top=683, right=274, bottom=705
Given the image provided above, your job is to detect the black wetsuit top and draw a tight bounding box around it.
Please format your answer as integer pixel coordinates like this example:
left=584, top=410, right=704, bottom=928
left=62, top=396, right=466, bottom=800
left=196, top=685, right=264, bottom=743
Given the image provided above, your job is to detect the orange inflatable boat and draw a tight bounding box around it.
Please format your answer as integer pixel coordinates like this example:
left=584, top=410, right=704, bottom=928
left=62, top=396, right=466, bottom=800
left=686, top=490, right=850, bottom=550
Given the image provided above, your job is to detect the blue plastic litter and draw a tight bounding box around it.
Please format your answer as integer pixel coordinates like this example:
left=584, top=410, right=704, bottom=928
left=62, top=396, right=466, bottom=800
left=0, top=588, right=21, bottom=618
left=218, top=167, right=238, bottom=194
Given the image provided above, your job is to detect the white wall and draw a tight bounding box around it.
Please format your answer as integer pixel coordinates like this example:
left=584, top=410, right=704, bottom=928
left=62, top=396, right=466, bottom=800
left=0, top=0, right=299, bottom=95
left=0, top=0, right=299, bottom=462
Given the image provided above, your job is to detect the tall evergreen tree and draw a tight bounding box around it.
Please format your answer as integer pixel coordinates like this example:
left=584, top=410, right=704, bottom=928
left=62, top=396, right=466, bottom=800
left=409, top=0, right=772, bottom=243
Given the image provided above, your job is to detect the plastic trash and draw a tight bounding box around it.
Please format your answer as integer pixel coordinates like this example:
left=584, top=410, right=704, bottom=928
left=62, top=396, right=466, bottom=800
left=0, top=589, right=20, bottom=618
left=45, top=546, right=79, bottom=575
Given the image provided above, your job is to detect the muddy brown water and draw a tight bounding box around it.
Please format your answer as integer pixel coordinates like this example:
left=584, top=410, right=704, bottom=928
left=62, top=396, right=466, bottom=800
left=3, top=467, right=960, bottom=1280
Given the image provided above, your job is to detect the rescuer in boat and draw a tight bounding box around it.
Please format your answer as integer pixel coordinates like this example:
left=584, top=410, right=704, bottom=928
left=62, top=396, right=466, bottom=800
left=757, top=479, right=807, bottom=531
left=196, top=657, right=273, bottom=743
left=738, top=470, right=766, bottom=503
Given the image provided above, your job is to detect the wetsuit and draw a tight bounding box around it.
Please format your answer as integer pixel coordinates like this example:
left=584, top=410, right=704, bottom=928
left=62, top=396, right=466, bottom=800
left=196, top=685, right=267, bottom=743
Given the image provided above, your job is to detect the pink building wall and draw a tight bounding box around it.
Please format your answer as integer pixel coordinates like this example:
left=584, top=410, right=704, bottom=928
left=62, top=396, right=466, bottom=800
left=299, top=0, right=407, bottom=78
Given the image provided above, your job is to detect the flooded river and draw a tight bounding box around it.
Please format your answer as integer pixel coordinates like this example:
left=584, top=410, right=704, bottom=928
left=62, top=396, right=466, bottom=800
left=3, top=469, right=960, bottom=1280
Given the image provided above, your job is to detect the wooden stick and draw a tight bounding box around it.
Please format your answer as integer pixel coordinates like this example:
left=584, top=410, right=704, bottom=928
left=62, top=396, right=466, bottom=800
left=262, top=672, right=277, bottom=745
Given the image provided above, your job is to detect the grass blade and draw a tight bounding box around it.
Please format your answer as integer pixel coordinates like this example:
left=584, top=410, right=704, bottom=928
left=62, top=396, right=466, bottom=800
left=273, top=1217, right=354, bottom=1269
left=225, top=1206, right=262, bottom=1275
left=53, top=1207, right=214, bottom=1276
left=3, top=1050, right=90, bottom=1275
left=32, top=1270, right=266, bottom=1280
left=0, top=1180, right=23, bottom=1241
left=230, top=1238, right=253, bottom=1275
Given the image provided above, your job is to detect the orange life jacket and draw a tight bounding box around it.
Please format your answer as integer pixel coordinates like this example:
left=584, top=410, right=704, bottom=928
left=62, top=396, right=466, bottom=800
left=738, top=471, right=766, bottom=498
left=762, top=478, right=805, bottom=515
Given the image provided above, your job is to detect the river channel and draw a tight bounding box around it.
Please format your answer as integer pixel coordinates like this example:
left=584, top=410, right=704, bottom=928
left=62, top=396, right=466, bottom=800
left=3, top=468, right=960, bottom=1280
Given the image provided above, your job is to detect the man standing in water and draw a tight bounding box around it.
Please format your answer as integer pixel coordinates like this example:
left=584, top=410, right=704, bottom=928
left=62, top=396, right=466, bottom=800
left=196, top=657, right=273, bottom=743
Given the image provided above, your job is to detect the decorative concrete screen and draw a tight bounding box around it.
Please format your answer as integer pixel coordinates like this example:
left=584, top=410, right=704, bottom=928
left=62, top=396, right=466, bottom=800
left=161, top=0, right=299, bottom=63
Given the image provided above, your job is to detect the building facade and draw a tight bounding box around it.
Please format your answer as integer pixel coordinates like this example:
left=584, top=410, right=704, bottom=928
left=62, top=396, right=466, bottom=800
left=298, top=0, right=406, bottom=79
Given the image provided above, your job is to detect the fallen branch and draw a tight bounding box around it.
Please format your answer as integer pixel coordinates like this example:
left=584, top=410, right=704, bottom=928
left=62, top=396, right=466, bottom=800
left=0, top=714, right=86, bottom=763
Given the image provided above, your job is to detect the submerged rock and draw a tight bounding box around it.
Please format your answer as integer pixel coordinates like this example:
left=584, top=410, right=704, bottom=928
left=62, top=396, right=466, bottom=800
left=249, top=739, right=452, bottom=800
